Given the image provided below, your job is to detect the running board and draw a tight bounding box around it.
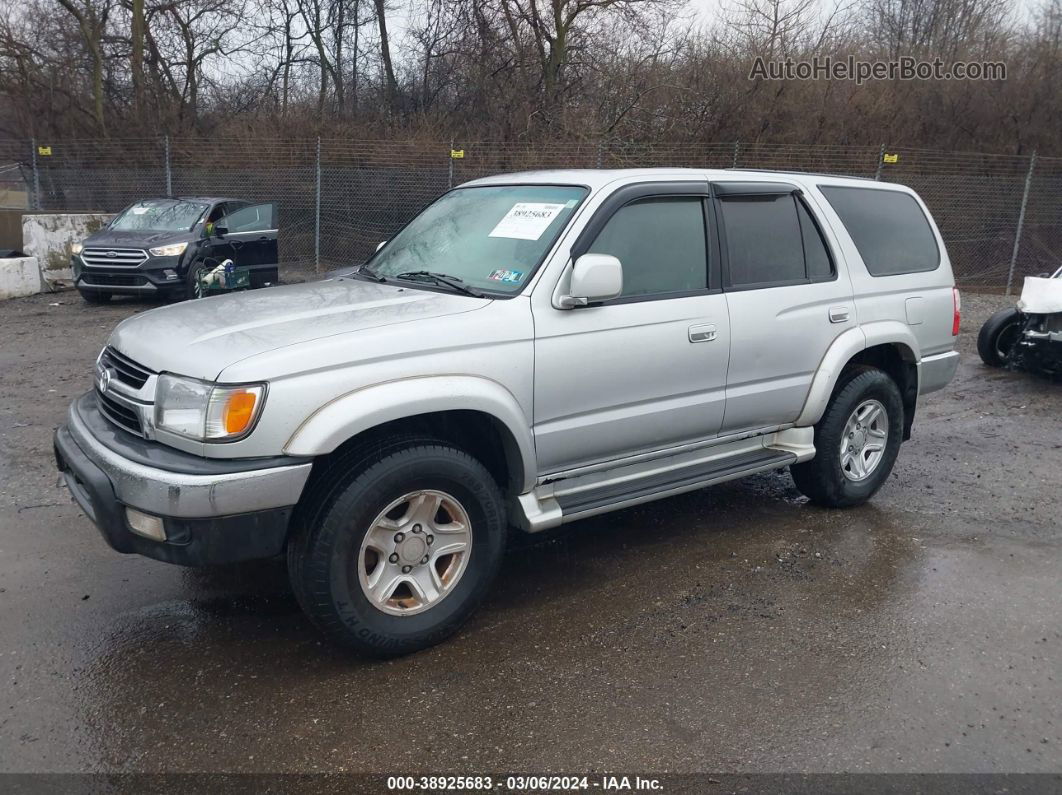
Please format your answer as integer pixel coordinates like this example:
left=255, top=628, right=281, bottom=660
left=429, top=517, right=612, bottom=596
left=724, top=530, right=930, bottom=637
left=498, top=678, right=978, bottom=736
left=514, top=436, right=805, bottom=533
left=556, top=447, right=795, bottom=516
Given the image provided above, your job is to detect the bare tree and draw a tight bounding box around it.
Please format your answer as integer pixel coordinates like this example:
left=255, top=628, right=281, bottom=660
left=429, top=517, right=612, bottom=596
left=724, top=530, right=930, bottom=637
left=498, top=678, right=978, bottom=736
left=374, top=0, right=398, bottom=112
left=55, top=0, right=113, bottom=133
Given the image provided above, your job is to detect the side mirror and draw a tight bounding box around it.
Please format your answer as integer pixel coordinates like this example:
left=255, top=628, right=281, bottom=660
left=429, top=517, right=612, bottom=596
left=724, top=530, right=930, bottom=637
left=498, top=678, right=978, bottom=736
left=376, top=240, right=387, bottom=252
left=214, top=225, right=229, bottom=237
left=559, top=254, right=623, bottom=308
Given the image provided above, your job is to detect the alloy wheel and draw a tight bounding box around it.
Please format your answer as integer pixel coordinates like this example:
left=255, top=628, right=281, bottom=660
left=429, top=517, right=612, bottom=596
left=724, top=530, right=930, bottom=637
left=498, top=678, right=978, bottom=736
left=357, top=490, right=473, bottom=616
left=839, top=399, right=888, bottom=482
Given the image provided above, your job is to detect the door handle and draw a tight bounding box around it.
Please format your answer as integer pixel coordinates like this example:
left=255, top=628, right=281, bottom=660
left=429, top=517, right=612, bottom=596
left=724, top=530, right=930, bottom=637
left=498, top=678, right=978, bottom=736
left=689, top=323, right=717, bottom=343
left=828, top=306, right=850, bottom=324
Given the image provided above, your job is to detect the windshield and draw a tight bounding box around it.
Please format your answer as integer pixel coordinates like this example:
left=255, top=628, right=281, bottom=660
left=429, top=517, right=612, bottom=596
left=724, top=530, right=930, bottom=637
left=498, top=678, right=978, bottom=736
left=109, top=199, right=209, bottom=232
left=367, top=184, right=588, bottom=293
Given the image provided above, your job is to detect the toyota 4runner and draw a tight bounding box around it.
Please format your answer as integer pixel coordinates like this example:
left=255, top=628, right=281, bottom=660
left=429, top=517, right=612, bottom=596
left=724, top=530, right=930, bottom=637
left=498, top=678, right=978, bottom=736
left=54, top=169, right=960, bottom=656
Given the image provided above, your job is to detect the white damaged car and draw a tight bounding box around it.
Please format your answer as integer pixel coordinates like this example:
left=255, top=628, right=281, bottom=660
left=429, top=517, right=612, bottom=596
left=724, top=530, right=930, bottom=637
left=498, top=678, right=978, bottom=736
left=978, top=266, right=1062, bottom=375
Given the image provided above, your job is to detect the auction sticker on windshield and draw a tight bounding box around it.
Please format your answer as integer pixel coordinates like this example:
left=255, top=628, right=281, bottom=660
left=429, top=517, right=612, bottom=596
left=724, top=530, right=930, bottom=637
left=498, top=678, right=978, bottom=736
left=489, top=203, right=566, bottom=240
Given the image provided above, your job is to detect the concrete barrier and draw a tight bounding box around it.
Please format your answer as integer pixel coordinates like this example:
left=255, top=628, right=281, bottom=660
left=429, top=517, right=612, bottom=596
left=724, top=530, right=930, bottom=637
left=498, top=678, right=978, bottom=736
left=0, top=256, right=42, bottom=299
left=21, top=213, right=112, bottom=289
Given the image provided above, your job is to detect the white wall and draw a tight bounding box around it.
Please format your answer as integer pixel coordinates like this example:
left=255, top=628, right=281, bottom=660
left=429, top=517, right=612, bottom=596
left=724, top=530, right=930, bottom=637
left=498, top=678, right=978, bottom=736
left=21, top=213, right=112, bottom=289
left=0, top=256, right=42, bottom=299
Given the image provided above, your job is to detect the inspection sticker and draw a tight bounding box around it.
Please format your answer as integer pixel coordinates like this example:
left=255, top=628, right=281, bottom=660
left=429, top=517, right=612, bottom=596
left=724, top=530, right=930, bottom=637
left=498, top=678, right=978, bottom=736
left=487, top=269, right=524, bottom=283
left=488, top=203, right=566, bottom=240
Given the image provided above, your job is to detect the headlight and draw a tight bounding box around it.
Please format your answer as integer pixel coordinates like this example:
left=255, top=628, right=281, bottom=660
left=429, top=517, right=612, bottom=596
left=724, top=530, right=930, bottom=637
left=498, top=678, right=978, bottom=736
left=155, top=374, right=265, bottom=441
left=149, top=242, right=188, bottom=257
left=71, top=243, right=83, bottom=254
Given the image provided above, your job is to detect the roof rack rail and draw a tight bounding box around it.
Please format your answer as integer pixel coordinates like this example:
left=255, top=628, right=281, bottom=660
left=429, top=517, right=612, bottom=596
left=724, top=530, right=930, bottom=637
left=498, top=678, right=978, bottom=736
left=724, top=167, right=876, bottom=182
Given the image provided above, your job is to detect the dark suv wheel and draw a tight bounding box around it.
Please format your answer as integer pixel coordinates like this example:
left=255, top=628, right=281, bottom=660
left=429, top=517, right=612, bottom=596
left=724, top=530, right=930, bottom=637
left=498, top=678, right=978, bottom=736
left=790, top=368, right=904, bottom=508
left=287, top=438, right=508, bottom=657
left=186, top=262, right=207, bottom=300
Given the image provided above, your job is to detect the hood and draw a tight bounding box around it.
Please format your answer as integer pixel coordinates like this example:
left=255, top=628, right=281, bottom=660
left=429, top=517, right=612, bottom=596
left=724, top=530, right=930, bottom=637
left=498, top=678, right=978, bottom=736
left=84, top=228, right=192, bottom=247
left=108, top=277, right=489, bottom=381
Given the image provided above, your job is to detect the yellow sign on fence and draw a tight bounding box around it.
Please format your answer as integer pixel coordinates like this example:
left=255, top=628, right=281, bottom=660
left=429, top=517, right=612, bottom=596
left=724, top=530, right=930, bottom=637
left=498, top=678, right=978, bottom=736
left=882, top=153, right=899, bottom=164
left=37, top=145, right=52, bottom=156
left=450, top=149, right=465, bottom=159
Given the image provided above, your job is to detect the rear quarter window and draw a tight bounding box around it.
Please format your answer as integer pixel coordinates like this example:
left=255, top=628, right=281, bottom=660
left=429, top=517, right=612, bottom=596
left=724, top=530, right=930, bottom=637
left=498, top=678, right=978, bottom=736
left=819, top=186, right=940, bottom=276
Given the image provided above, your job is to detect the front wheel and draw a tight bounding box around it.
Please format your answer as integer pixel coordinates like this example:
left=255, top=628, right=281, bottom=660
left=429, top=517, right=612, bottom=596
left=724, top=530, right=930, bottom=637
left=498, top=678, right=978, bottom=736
left=287, top=440, right=507, bottom=656
left=790, top=368, right=904, bottom=508
left=186, top=262, right=207, bottom=300
left=977, top=307, right=1023, bottom=367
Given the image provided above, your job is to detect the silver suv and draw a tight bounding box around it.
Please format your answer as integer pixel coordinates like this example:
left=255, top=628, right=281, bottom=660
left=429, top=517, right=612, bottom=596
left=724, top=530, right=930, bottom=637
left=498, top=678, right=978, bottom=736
left=54, top=169, right=960, bottom=655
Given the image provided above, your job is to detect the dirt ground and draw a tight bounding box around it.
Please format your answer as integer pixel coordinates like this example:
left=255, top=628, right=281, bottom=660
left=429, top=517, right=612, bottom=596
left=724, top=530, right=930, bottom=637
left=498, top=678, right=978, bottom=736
left=0, top=289, right=1059, bottom=775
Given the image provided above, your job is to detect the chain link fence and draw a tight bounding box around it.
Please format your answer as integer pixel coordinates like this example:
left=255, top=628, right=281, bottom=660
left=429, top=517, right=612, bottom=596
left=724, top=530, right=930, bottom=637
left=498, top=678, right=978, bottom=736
left=0, top=136, right=1055, bottom=290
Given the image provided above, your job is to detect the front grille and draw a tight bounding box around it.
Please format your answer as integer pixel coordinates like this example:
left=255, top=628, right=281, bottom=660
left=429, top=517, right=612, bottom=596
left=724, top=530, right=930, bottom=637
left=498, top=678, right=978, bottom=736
left=82, top=273, right=146, bottom=287
left=96, top=389, right=144, bottom=436
left=81, top=248, right=147, bottom=268
left=100, top=346, right=154, bottom=389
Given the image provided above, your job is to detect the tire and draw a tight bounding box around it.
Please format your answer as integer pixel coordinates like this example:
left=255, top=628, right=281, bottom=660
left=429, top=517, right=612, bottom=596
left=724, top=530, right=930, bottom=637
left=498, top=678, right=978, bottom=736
left=79, top=289, right=111, bottom=304
left=790, top=368, right=904, bottom=508
left=287, top=438, right=508, bottom=657
left=186, top=261, right=207, bottom=300
left=977, top=307, right=1023, bottom=367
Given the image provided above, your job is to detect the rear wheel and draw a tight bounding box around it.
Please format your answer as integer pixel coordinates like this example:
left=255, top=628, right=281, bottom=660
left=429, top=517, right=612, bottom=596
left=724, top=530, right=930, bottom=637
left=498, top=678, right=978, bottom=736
left=977, top=307, right=1023, bottom=367
left=790, top=368, right=904, bottom=508
left=287, top=439, right=507, bottom=656
left=78, top=289, right=111, bottom=304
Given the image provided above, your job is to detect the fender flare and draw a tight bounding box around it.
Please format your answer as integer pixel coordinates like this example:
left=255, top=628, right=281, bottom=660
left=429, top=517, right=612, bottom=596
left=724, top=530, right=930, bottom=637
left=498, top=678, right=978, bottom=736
left=283, top=375, right=537, bottom=492
left=795, top=321, right=920, bottom=427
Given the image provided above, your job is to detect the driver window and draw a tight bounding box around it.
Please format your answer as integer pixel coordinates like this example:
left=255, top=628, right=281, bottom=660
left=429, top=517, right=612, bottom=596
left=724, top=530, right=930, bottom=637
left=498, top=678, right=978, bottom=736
left=219, top=203, right=275, bottom=234
left=204, top=203, right=227, bottom=236
left=586, top=197, right=709, bottom=298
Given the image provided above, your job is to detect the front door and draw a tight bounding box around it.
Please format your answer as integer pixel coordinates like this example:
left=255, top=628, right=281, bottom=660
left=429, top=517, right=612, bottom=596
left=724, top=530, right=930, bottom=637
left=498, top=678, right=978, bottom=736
left=214, top=202, right=278, bottom=269
left=202, top=202, right=279, bottom=288
left=532, top=185, right=731, bottom=474
left=711, top=181, right=855, bottom=433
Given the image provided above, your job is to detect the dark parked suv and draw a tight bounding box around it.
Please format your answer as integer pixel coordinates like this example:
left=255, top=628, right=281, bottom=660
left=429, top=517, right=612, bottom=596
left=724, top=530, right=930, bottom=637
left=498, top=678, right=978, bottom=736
left=72, top=197, right=278, bottom=303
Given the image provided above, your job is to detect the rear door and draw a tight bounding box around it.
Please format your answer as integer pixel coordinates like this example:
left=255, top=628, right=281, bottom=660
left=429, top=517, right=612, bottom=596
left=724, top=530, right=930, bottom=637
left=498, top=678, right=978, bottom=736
left=712, top=181, right=855, bottom=433
left=532, top=182, right=732, bottom=472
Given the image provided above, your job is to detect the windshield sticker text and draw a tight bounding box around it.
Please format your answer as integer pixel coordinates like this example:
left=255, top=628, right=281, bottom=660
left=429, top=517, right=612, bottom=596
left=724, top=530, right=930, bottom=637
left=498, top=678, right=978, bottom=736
left=488, top=203, right=566, bottom=240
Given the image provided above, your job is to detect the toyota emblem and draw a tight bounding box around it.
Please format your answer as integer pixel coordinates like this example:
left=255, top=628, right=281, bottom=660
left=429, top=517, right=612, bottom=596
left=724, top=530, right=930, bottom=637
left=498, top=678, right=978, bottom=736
left=98, top=367, right=113, bottom=393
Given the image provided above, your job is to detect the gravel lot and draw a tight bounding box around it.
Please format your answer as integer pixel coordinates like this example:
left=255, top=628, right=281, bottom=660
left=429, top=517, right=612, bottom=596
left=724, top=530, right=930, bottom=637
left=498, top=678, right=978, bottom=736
left=0, top=289, right=1059, bottom=774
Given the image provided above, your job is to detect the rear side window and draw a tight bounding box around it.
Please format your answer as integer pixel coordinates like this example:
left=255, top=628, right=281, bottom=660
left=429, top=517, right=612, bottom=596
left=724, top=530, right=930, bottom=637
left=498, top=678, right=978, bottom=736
left=587, top=197, right=708, bottom=298
left=717, top=193, right=835, bottom=288
left=819, top=186, right=939, bottom=276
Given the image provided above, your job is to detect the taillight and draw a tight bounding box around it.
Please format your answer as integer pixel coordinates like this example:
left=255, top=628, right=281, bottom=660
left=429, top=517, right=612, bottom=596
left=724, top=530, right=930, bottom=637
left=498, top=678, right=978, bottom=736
left=952, top=287, right=961, bottom=336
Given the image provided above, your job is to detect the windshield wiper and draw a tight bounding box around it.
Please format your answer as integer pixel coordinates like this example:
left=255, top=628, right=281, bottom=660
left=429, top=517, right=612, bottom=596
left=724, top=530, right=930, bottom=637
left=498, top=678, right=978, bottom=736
left=355, top=264, right=388, bottom=282
left=394, top=271, right=485, bottom=298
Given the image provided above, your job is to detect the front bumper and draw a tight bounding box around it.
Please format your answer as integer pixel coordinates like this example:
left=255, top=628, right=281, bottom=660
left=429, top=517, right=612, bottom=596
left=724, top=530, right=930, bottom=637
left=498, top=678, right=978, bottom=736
left=54, top=394, right=313, bottom=565
left=73, top=254, right=185, bottom=295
